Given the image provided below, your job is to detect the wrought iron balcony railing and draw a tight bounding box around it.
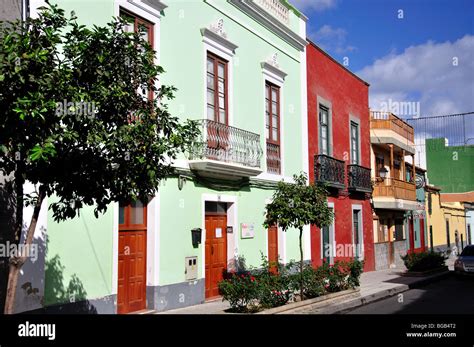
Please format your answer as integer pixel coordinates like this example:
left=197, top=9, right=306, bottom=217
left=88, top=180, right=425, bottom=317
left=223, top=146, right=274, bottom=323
left=348, top=164, right=372, bottom=193
left=314, top=154, right=345, bottom=189
left=189, top=119, right=262, bottom=168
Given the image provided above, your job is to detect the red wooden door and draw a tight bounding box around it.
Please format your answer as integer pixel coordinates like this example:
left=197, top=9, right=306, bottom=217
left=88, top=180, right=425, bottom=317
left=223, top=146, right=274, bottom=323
left=420, top=218, right=426, bottom=251
left=409, top=218, right=415, bottom=254
left=205, top=214, right=227, bottom=299
left=268, top=225, right=278, bottom=272
left=118, top=201, right=147, bottom=314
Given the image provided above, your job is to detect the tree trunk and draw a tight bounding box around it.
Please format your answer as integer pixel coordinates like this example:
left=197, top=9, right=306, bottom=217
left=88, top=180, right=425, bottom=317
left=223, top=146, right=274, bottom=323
left=4, top=186, right=46, bottom=314
left=299, top=227, right=304, bottom=301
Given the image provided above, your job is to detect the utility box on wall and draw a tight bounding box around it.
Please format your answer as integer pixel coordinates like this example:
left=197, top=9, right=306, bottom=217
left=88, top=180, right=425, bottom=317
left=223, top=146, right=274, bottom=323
left=185, top=256, right=198, bottom=280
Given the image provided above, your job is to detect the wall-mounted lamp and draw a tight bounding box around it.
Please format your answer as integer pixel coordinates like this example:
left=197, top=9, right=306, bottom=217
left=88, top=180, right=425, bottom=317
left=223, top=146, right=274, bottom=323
left=178, top=175, right=187, bottom=190
left=191, top=228, right=202, bottom=248
left=378, top=167, right=388, bottom=181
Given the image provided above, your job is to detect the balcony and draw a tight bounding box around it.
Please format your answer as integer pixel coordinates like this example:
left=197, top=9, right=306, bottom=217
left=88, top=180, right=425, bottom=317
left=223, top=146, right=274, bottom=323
left=348, top=164, right=372, bottom=193
left=314, top=154, right=345, bottom=189
left=373, top=178, right=417, bottom=210
left=370, top=111, right=415, bottom=154
left=255, top=0, right=290, bottom=25
left=188, top=120, right=263, bottom=178
left=266, top=142, right=281, bottom=175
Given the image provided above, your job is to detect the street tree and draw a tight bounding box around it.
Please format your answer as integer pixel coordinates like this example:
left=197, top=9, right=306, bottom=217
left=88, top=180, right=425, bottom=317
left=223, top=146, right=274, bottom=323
left=263, top=173, right=333, bottom=300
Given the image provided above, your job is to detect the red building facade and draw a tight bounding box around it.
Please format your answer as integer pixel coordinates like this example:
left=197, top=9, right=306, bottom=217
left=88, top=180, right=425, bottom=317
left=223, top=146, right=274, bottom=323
left=306, top=41, right=375, bottom=272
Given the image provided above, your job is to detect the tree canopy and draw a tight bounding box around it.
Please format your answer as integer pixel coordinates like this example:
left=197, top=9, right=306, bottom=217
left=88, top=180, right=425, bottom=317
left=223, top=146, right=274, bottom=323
left=0, top=3, right=198, bottom=221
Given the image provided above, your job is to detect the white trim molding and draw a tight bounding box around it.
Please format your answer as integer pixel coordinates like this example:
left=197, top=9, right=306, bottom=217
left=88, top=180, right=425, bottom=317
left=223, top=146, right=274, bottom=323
left=261, top=61, right=287, bottom=83
left=228, top=0, right=307, bottom=51
left=321, top=202, right=335, bottom=264
left=126, top=0, right=167, bottom=16
left=201, top=28, right=239, bottom=56
left=202, top=21, right=237, bottom=127
left=201, top=194, right=239, bottom=276
left=351, top=204, right=364, bottom=261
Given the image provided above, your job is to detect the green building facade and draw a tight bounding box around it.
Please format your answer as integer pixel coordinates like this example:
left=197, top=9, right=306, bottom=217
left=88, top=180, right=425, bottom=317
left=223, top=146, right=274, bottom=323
left=14, top=0, right=309, bottom=313
left=426, top=138, right=474, bottom=193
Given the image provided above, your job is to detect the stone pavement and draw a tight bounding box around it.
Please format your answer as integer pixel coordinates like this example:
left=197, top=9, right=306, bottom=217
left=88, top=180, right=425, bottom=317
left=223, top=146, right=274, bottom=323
left=154, top=266, right=451, bottom=315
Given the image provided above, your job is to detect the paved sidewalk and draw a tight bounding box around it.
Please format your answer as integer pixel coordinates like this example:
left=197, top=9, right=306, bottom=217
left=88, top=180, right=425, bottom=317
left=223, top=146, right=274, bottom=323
left=157, top=297, right=230, bottom=314
left=285, top=268, right=450, bottom=314
left=154, top=267, right=451, bottom=315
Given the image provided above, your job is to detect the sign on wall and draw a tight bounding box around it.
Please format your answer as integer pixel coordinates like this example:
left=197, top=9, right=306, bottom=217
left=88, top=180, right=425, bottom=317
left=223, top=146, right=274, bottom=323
left=241, top=223, right=255, bottom=239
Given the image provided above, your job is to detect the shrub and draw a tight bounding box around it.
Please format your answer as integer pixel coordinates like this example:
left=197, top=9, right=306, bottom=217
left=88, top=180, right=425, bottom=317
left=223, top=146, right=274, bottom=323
left=218, top=255, right=364, bottom=312
left=401, top=251, right=447, bottom=272
left=347, top=259, right=364, bottom=288
left=218, top=273, right=260, bottom=313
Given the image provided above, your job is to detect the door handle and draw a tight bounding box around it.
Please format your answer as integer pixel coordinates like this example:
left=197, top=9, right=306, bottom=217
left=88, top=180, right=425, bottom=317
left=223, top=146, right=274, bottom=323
left=211, top=245, right=214, bottom=255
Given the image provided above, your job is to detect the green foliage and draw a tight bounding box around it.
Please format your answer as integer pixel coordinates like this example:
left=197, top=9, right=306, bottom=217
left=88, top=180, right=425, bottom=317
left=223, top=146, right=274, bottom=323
left=218, top=255, right=364, bottom=313
left=0, top=2, right=199, bottom=221
left=401, top=251, right=447, bottom=272
left=288, top=260, right=364, bottom=297
left=263, top=173, right=333, bottom=232
left=263, top=172, right=334, bottom=300
left=218, top=273, right=260, bottom=313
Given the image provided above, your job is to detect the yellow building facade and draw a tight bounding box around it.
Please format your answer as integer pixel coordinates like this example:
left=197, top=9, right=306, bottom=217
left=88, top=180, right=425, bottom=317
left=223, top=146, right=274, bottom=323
left=426, top=185, right=467, bottom=254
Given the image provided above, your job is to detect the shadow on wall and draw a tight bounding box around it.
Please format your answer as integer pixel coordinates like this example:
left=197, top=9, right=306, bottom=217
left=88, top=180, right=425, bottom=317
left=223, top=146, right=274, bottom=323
left=42, top=252, right=98, bottom=314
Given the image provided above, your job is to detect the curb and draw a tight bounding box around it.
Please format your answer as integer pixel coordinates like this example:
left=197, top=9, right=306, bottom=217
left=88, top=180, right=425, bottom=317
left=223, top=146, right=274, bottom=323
left=280, top=270, right=451, bottom=314
left=256, top=288, right=360, bottom=314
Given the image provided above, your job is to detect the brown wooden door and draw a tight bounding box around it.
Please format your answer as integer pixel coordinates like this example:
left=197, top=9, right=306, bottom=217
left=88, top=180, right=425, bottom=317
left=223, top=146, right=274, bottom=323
left=118, top=201, right=147, bottom=314
left=205, top=214, right=227, bottom=299
left=268, top=225, right=278, bottom=272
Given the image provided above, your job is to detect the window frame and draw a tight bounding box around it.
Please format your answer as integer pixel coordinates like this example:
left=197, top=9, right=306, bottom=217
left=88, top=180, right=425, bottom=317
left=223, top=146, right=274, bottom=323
left=119, top=201, right=147, bottom=230
left=319, top=104, right=330, bottom=155
left=206, top=52, right=229, bottom=125
left=120, top=9, right=155, bottom=102
left=265, top=81, right=281, bottom=145
left=350, top=121, right=360, bottom=165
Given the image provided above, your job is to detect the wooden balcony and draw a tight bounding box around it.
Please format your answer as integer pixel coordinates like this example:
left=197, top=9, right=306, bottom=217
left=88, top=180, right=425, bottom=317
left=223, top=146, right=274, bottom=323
left=373, top=178, right=417, bottom=201
left=370, top=111, right=415, bottom=143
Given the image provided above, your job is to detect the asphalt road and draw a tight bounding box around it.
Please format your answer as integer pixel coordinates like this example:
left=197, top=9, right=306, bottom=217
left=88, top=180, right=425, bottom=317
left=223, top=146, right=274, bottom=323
left=347, top=274, right=474, bottom=314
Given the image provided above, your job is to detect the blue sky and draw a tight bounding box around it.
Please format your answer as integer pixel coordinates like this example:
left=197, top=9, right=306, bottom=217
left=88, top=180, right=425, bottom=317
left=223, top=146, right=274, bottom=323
left=292, top=0, right=474, bottom=119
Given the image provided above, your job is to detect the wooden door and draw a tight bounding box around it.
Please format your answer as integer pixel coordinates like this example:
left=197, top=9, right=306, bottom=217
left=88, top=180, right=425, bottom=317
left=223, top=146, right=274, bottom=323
left=268, top=225, right=278, bottom=272
left=117, top=201, right=147, bottom=314
left=420, top=218, right=426, bottom=251
left=205, top=214, right=227, bottom=299
left=408, top=218, right=415, bottom=253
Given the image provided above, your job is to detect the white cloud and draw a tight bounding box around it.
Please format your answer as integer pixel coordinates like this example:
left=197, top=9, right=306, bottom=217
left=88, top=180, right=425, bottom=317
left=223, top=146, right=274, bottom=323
left=357, top=35, right=474, bottom=116
left=291, top=0, right=337, bottom=12
left=310, top=24, right=356, bottom=54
